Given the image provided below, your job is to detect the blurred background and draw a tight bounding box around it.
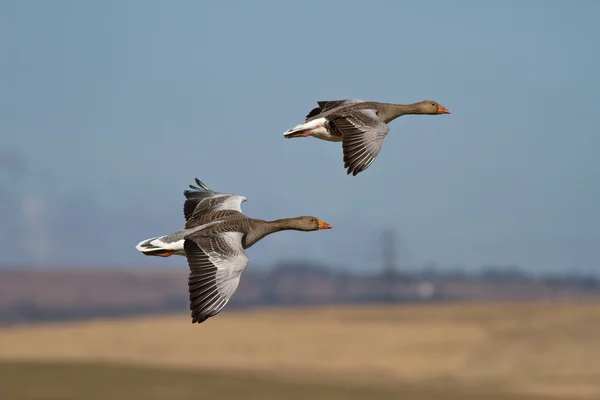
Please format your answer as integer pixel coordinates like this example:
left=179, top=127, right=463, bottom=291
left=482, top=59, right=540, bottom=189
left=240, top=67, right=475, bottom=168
left=1, top=1, right=599, bottom=399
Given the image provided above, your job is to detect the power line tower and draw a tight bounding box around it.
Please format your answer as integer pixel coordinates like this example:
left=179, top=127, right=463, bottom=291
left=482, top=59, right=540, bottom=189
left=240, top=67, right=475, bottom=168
left=381, top=229, right=398, bottom=302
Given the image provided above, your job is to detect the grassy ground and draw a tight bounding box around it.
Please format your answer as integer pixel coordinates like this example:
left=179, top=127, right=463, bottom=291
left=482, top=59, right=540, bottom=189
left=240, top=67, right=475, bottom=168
left=0, top=360, right=546, bottom=400
left=1, top=301, right=599, bottom=399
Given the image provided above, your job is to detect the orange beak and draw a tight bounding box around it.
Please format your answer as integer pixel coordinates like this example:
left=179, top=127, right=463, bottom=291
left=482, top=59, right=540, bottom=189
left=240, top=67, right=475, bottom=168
left=437, top=105, right=451, bottom=114
left=317, top=220, right=333, bottom=230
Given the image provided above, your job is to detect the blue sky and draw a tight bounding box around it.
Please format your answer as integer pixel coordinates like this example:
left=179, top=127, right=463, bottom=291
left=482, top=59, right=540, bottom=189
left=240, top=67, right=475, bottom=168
left=1, top=1, right=599, bottom=273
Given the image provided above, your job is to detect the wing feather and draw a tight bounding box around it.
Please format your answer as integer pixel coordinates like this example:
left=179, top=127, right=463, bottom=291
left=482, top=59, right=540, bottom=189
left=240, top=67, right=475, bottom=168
left=333, top=109, right=389, bottom=176
left=183, top=231, right=249, bottom=324
left=304, top=99, right=364, bottom=120
left=182, top=177, right=247, bottom=222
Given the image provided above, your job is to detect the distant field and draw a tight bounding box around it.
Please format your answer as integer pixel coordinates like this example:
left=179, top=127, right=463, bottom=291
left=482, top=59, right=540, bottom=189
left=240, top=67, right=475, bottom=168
left=1, top=301, right=599, bottom=399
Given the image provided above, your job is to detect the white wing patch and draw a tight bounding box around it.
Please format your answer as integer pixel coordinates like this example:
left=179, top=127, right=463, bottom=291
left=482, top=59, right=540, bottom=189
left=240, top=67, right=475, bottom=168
left=185, top=231, right=250, bottom=323
left=211, top=195, right=247, bottom=213
left=189, top=194, right=247, bottom=220
left=205, top=231, right=249, bottom=296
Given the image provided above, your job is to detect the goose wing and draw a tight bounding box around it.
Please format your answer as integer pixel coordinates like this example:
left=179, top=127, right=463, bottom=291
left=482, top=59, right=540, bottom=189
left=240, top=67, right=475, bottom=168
left=304, top=99, right=364, bottom=120
left=184, top=230, right=249, bottom=324
left=331, top=109, right=389, bottom=176
left=183, top=178, right=247, bottom=223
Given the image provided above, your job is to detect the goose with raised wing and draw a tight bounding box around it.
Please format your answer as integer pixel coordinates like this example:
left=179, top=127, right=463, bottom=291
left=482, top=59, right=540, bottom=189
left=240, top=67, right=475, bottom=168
left=136, top=177, right=332, bottom=324
left=283, top=99, right=451, bottom=176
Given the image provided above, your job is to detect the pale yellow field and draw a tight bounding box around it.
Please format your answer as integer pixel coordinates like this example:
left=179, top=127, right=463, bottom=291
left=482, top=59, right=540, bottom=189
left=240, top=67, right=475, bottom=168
left=1, top=301, right=600, bottom=398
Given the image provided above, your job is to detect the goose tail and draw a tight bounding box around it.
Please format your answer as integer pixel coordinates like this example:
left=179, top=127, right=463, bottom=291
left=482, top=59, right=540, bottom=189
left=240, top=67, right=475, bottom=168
left=283, top=117, right=327, bottom=139
left=135, top=234, right=185, bottom=257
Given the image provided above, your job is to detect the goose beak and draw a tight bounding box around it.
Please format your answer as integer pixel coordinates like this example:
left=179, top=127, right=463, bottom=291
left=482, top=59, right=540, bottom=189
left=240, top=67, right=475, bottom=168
left=317, top=220, right=333, bottom=230
left=437, top=105, right=451, bottom=114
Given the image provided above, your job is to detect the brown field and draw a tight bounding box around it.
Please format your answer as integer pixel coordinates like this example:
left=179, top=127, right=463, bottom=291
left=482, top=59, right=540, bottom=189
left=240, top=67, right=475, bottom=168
left=0, top=361, right=544, bottom=400
left=1, top=301, right=600, bottom=399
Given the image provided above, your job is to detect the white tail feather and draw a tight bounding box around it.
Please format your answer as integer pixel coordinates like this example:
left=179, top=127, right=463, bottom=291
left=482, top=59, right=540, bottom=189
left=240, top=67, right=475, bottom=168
left=283, top=117, right=327, bottom=136
left=135, top=236, right=185, bottom=256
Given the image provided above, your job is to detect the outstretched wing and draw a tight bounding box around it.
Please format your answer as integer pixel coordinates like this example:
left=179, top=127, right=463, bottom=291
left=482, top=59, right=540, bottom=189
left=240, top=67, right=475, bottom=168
left=183, top=178, right=247, bottom=223
left=184, top=231, right=249, bottom=324
left=332, top=109, right=389, bottom=176
left=304, top=99, right=364, bottom=120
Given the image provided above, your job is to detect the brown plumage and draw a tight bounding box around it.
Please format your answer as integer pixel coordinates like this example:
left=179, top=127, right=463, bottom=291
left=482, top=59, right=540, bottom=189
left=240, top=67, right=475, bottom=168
left=283, top=99, right=451, bottom=176
left=135, top=178, right=332, bottom=324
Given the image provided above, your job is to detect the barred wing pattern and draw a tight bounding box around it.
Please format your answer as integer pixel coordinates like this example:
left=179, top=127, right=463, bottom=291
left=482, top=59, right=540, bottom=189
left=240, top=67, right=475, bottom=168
left=184, top=231, right=249, bottom=324
left=333, top=109, right=389, bottom=176
left=183, top=178, right=247, bottom=222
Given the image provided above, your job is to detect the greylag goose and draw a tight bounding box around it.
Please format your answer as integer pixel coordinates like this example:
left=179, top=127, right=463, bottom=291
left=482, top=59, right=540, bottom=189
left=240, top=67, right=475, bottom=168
left=283, top=100, right=451, bottom=176
left=136, top=177, right=332, bottom=324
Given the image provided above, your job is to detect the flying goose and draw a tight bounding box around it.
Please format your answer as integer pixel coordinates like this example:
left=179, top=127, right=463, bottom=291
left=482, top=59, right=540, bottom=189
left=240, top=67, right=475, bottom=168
left=136, top=177, right=332, bottom=324
left=283, top=100, right=451, bottom=176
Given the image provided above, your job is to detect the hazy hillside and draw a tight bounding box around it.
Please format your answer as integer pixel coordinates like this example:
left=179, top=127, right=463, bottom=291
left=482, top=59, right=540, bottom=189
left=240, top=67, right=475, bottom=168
left=1, top=267, right=599, bottom=325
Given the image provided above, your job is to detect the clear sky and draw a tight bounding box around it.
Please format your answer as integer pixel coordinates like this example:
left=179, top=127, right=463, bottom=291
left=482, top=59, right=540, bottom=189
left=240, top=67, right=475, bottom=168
left=1, top=1, right=599, bottom=273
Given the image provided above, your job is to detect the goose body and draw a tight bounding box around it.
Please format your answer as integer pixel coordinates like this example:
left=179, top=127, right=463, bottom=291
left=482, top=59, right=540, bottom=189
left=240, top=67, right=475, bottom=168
left=136, top=177, right=332, bottom=324
left=283, top=99, right=451, bottom=176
